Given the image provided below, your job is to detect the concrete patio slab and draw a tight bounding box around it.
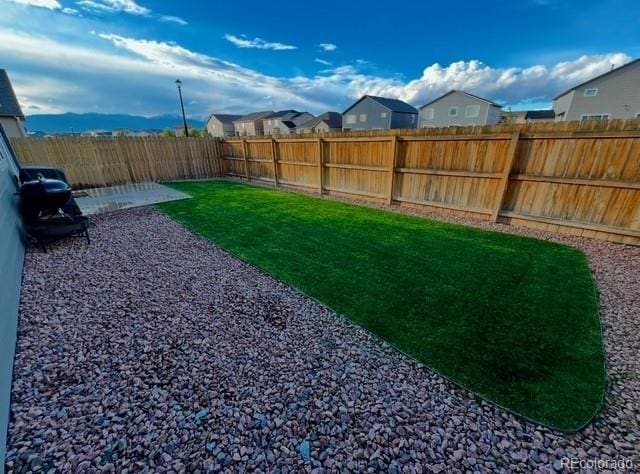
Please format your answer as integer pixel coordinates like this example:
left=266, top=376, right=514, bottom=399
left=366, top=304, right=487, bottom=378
left=75, top=182, right=190, bottom=215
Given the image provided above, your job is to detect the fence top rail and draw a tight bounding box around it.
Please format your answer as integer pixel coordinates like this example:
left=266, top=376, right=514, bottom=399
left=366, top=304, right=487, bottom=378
left=223, top=130, right=640, bottom=145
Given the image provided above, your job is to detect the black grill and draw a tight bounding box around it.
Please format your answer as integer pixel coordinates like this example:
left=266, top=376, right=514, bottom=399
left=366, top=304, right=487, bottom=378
left=18, top=167, right=90, bottom=252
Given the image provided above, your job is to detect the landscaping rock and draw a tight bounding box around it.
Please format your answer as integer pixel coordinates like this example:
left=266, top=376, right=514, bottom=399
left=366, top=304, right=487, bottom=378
left=5, top=206, right=640, bottom=472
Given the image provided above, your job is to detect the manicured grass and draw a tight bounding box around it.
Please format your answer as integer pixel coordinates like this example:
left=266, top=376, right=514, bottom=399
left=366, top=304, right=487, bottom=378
left=158, top=181, right=605, bottom=431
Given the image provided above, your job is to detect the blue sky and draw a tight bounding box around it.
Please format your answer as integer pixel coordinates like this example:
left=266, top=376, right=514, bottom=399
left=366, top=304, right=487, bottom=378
left=1, top=0, right=639, bottom=119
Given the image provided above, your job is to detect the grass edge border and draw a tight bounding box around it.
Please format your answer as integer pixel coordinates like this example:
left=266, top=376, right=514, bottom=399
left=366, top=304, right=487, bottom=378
left=155, top=184, right=607, bottom=432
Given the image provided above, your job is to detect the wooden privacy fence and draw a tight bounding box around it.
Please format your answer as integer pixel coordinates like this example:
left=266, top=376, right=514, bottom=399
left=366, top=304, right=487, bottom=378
left=10, top=121, right=640, bottom=246
left=222, top=121, right=640, bottom=246
left=12, top=136, right=224, bottom=188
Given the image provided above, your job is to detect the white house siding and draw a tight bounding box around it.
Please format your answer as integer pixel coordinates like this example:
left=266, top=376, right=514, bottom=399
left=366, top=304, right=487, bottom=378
left=0, top=126, right=25, bottom=462
left=419, top=92, right=501, bottom=127
left=553, top=61, right=640, bottom=121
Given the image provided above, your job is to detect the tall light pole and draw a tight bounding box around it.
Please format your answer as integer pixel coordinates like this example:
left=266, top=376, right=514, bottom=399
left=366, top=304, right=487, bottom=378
left=175, top=79, right=189, bottom=137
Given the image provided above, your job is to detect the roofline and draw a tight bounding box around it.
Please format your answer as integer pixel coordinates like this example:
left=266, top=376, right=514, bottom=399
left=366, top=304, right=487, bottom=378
left=343, top=95, right=417, bottom=115
left=419, top=89, right=501, bottom=109
left=343, top=95, right=382, bottom=114
left=232, top=112, right=274, bottom=123
left=553, top=58, right=640, bottom=100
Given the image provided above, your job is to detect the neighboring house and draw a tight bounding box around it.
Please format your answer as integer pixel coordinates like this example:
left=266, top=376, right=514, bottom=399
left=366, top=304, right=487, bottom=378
left=263, top=110, right=315, bottom=135
left=206, top=114, right=242, bottom=137
left=233, top=111, right=274, bottom=136
left=553, top=58, right=640, bottom=121
left=503, top=109, right=555, bottom=124
left=419, top=90, right=502, bottom=128
left=297, top=112, right=343, bottom=134
left=342, top=95, right=418, bottom=131
left=0, top=69, right=27, bottom=138
left=522, top=110, right=555, bottom=123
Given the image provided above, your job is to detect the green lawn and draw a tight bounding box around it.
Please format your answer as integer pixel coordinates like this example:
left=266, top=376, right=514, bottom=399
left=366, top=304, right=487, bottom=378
left=158, top=181, right=605, bottom=431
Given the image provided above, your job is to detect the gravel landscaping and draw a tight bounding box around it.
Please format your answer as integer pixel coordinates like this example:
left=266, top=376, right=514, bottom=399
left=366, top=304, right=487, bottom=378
left=5, top=205, right=640, bottom=472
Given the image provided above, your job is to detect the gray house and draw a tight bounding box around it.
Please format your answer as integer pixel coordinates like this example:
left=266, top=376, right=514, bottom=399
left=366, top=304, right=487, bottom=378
left=0, top=70, right=26, bottom=138
left=419, top=90, right=502, bottom=128
left=297, top=112, right=342, bottom=134
left=263, top=110, right=314, bottom=135
left=342, top=95, right=418, bottom=131
left=553, top=58, right=640, bottom=122
left=206, top=114, right=242, bottom=137
left=233, top=111, right=274, bottom=136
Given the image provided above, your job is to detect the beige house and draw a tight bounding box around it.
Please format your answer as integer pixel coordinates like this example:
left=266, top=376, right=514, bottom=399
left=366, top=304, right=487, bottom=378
left=419, top=90, right=502, bottom=128
left=233, top=111, right=274, bottom=136
left=0, top=69, right=27, bottom=138
left=263, top=110, right=314, bottom=135
left=206, top=114, right=241, bottom=137
left=297, top=112, right=342, bottom=134
left=553, top=58, right=640, bottom=121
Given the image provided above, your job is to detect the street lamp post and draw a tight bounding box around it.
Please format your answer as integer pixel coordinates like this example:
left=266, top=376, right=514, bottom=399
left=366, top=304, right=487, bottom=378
left=175, top=79, right=189, bottom=137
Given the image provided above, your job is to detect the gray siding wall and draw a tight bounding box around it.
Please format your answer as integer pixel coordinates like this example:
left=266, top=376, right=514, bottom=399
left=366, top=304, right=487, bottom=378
left=233, top=120, right=263, bottom=136
left=343, top=98, right=392, bottom=130
left=554, top=62, right=640, bottom=121
left=264, top=118, right=293, bottom=135
left=419, top=92, right=501, bottom=127
left=390, top=112, right=418, bottom=129
left=206, top=118, right=235, bottom=137
left=0, top=127, right=24, bottom=463
left=0, top=117, right=26, bottom=138
left=553, top=92, right=574, bottom=121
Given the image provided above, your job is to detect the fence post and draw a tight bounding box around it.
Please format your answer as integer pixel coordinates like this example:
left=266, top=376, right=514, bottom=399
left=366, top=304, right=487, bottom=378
left=271, top=138, right=279, bottom=187
left=242, top=139, right=250, bottom=181
left=491, top=131, right=520, bottom=222
left=317, top=137, right=324, bottom=195
left=386, top=136, right=399, bottom=205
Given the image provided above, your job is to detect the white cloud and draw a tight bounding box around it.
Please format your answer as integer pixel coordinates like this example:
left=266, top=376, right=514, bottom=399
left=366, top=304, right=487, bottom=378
left=76, top=0, right=185, bottom=24
left=224, top=34, right=297, bottom=51
left=159, top=15, right=187, bottom=25
left=314, top=58, right=332, bottom=66
left=7, top=0, right=61, bottom=9
left=0, top=29, right=632, bottom=119
left=319, top=43, right=337, bottom=52
left=77, top=0, right=150, bottom=15
left=77, top=0, right=117, bottom=12
left=62, top=6, right=80, bottom=14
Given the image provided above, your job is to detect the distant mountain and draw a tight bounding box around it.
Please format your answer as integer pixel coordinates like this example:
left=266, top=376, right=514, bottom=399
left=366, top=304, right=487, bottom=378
left=25, top=113, right=206, bottom=134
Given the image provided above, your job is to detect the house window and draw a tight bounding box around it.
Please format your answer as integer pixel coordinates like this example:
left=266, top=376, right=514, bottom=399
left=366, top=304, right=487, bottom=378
left=636, top=113, right=640, bottom=119
left=410, top=115, right=415, bottom=123
left=423, top=108, right=434, bottom=120
left=359, top=114, right=367, bottom=122
left=581, top=114, right=609, bottom=121
left=465, top=105, right=481, bottom=118
left=448, top=106, right=459, bottom=117
left=345, top=114, right=357, bottom=124
left=381, top=112, right=387, bottom=118
left=584, top=88, right=598, bottom=97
